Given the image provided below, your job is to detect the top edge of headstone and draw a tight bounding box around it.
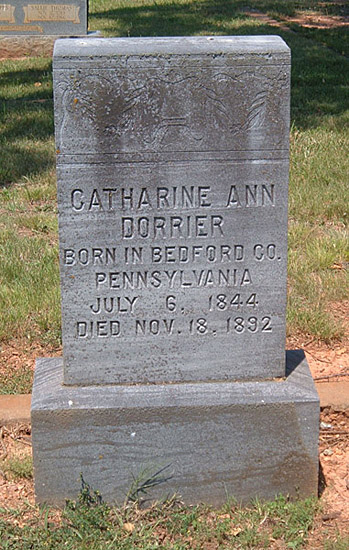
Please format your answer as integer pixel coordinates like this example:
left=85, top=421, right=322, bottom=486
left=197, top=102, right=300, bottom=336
left=53, top=35, right=290, bottom=64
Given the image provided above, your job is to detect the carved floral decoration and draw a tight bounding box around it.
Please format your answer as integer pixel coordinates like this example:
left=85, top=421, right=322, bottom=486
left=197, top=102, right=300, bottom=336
left=55, top=67, right=288, bottom=152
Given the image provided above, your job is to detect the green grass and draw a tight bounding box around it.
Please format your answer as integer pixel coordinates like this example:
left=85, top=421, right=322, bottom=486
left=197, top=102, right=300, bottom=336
left=288, top=124, right=348, bottom=340
left=0, top=0, right=348, bottom=392
left=324, top=535, right=349, bottom=550
left=0, top=228, right=60, bottom=345
left=0, top=57, right=54, bottom=186
left=0, top=58, right=60, bottom=350
left=0, top=363, right=33, bottom=394
left=2, top=455, right=33, bottom=480
left=88, top=0, right=349, bottom=54
left=0, top=491, right=320, bottom=550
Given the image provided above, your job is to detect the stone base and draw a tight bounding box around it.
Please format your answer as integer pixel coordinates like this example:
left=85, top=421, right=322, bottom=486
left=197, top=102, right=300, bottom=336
left=0, top=31, right=101, bottom=58
left=31, top=350, right=319, bottom=506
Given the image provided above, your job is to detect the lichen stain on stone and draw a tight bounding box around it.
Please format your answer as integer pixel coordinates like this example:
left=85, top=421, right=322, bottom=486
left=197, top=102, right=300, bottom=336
left=271, top=450, right=318, bottom=497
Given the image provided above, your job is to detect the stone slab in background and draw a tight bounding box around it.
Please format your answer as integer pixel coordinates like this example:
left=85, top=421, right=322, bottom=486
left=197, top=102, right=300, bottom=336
left=31, top=350, right=319, bottom=506
left=0, top=31, right=100, bottom=58
left=315, top=380, right=349, bottom=410
left=53, top=36, right=291, bottom=386
left=0, top=378, right=342, bottom=430
left=0, top=394, right=31, bottom=426
left=0, top=0, right=87, bottom=36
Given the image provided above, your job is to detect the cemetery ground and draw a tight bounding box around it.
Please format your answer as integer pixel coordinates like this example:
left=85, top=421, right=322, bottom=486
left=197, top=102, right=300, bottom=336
left=0, top=0, right=348, bottom=547
left=0, top=407, right=347, bottom=549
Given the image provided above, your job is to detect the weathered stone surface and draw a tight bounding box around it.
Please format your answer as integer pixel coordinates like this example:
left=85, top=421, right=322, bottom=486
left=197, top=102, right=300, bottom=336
left=53, top=36, right=291, bottom=386
left=0, top=35, right=56, bottom=56
left=0, top=0, right=87, bottom=36
left=31, top=350, right=319, bottom=506
left=32, top=36, right=320, bottom=507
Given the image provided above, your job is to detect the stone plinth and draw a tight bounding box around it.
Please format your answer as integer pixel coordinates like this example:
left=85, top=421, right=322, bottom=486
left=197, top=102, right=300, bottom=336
left=32, top=350, right=319, bottom=506
left=0, top=31, right=100, bottom=58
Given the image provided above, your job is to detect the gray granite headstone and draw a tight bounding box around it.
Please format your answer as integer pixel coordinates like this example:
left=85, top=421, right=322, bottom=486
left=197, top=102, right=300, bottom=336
left=54, top=36, right=290, bottom=386
left=32, top=36, right=320, bottom=506
left=0, top=0, right=87, bottom=35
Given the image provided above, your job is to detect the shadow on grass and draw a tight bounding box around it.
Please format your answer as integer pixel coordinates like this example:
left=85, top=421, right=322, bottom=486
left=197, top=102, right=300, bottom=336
left=0, top=141, right=54, bottom=188
left=90, top=0, right=349, bottom=129
left=1, top=0, right=348, bottom=188
left=91, top=1, right=263, bottom=37
left=0, top=61, right=52, bottom=94
left=0, top=63, right=54, bottom=187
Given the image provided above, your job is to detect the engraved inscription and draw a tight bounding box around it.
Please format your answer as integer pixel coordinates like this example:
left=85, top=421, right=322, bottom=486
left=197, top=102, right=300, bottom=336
left=135, top=319, right=175, bottom=336
left=23, top=4, right=80, bottom=23
left=64, top=182, right=284, bottom=343
left=54, top=37, right=290, bottom=383
left=70, top=185, right=212, bottom=211
left=226, top=185, right=275, bottom=208
left=151, top=244, right=244, bottom=264
left=70, top=184, right=275, bottom=212
left=64, top=247, right=118, bottom=266
left=121, top=215, right=224, bottom=239
left=226, top=316, right=273, bottom=333
left=94, top=268, right=252, bottom=290
left=64, top=173, right=283, bottom=347
left=208, top=293, right=259, bottom=311
left=77, top=320, right=121, bottom=338
left=89, top=296, right=139, bottom=314
left=0, top=4, right=15, bottom=22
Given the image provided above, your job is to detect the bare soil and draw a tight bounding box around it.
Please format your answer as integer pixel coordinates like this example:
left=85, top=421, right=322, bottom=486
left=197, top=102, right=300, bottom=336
left=0, top=410, right=348, bottom=541
left=0, top=339, right=61, bottom=393
left=240, top=5, right=349, bottom=31
left=289, top=300, right=349, bottom=380
left=286, top=12, right=348, bottom=29
left=0, top=424, right=34, bottom=510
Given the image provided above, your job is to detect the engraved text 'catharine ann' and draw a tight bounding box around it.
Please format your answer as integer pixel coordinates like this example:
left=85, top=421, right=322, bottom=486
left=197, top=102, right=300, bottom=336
left=70, top=184, right=275, bottom=212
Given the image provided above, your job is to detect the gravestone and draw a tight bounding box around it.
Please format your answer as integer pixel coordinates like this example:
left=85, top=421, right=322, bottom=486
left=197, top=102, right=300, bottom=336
left=0, top=0, right=87, bottom=35
left=0, top=0, right=88, bottom=57
left=31, top=36, right=320, bottom=506
left=55, top=36, right=290, bottom=386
